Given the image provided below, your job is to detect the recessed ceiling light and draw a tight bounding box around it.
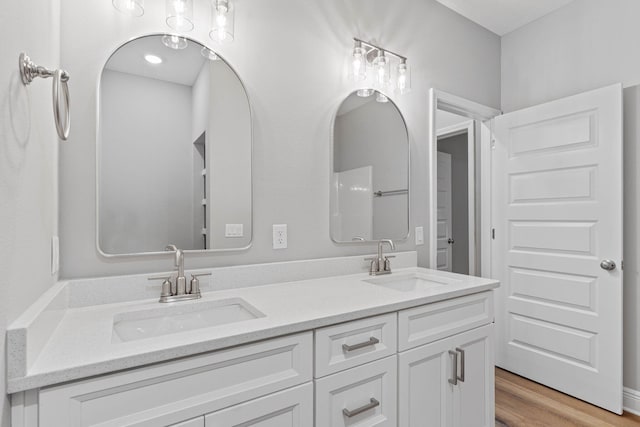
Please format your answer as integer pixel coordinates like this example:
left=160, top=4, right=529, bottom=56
left=144, top=54, right=163, bottom=64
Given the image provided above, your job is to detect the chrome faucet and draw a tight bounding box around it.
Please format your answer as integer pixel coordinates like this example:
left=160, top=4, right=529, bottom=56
left=148, top=244, right=210, bottom=303
left=365, top=239, right=396, bottom=275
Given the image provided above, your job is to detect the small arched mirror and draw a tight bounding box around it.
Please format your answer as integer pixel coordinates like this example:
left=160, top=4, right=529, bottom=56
left=331, top=89, right=409, bottom=243
left=97, top=35, right=252, bottom=255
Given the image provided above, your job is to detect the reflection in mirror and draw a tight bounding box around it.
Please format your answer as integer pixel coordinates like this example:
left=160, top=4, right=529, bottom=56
left=331, top=90, right=409, bottom=243
left=98, top=35, right=252, bottom=255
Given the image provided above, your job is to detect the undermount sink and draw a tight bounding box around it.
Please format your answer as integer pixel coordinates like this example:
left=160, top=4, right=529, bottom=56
left=363, top=272, right=461, bottom=292
left=112, top=298, right=265, bottom=343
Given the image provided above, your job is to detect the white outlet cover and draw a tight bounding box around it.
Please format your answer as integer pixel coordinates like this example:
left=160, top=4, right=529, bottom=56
left=415, top=226, right=424, bottom=246
left=273, top=224, right=287, bottom=249
left=225, top=224, right=244, bottom=238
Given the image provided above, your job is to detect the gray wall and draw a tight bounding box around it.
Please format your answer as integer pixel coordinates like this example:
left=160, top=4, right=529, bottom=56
left=335, top=99, right=408, bottom=240
left=0, top=0, right=60, bottom=424
left=501, top=0, right=640, bottom=393
left=437, top=132, right=468, bottom=275
left=99, top=70, right=194, bottom=253
left=58, top=0, right=501, bottom=278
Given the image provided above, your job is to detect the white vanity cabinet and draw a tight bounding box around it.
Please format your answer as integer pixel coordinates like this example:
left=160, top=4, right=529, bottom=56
left=11, top=290, right=495, bottom=427
left=398, top=292, right=495, bottom=427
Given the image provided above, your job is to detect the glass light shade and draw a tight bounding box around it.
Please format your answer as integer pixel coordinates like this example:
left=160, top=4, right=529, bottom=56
left=162, top=34, right=188, bottom=50
left=201, top=47, right=219, bottom=60
left=372, top=52, right=390, bottom=88
left=210, top=0, right=235, bottom=43
left=357, top=88, right=374, bottom=97
left=351, top=45, right=367, bottom=81
left=396, top=62, right=411, bottom=94
left=112, top=0, right=144, bottom=16
left=166, top=0, right=194, bottom=32
left=376, top=92, right=389, bottom=103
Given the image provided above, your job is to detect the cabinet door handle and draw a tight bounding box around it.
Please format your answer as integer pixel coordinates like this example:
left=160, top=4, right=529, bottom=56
left=342, top=337, right=380, bottom=352
left=448, top=350, right=458, bottom=385
left=343, top=398, right=380, bottom=418
left=456, top=347, right=465, bottom=383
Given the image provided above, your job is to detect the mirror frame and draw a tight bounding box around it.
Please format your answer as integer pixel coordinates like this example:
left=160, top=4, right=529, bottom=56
left=95, top=33, right=254, bottom=257
left=329, top=89, right=411, bottom=245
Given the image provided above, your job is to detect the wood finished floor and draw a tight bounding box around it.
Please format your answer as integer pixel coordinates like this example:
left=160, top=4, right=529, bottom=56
left=495, top=368, right=640, bottom=427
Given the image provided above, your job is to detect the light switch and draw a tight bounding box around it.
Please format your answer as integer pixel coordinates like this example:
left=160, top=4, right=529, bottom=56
left=415, top=226, right=424, bottom=246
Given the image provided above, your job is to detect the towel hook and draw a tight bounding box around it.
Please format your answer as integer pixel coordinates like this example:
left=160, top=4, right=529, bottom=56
left=18, top=53, right=71, bottom=140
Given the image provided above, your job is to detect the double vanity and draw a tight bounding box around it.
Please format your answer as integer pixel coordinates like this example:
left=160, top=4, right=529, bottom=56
left=7, top=254, right=498, bottom=427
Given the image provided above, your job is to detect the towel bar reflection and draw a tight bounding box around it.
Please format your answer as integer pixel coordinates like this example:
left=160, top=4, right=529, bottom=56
left=374, top=189, right=408, bottom=197
left=18, top=53, right=71, bottom=141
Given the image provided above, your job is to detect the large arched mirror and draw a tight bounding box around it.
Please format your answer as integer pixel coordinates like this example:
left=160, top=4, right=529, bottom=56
left=97, top=35, right=252, bottom=255
left=331, top=90, right=409, bottom=243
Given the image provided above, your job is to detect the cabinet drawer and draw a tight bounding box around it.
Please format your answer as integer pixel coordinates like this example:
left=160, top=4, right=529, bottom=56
left=398, top=291, right=493, bottom=351
left=315, top=356, right=397, bottom=427
left=204, top=383, right=313, bottom=426
left=38, top=333, right=312, bottom=427
left=315, top=313, right=397, bottom=377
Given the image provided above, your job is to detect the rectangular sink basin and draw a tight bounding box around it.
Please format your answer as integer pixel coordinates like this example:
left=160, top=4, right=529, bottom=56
left=112, top=298, right=265, bottom=343
left=363, top=272, right=461, bottom=292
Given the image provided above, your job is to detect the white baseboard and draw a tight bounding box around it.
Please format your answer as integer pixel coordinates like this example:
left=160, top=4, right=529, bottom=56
left=624, top=387, right=640, bottom=416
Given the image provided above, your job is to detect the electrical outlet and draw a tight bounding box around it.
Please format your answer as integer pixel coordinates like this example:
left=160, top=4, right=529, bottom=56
left=273, top=224, right=287, bottom=249
left=415, top=226, right=424, bottom=245
left=225, top=224, right=244, bottom=238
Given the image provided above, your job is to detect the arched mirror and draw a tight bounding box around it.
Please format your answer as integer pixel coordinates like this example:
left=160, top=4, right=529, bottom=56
left=331, top=89, right=409, bottom=243
left=97, top=35, right=252, bottom=255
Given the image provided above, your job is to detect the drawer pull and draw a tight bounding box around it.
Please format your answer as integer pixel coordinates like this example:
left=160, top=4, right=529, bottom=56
left=342, top=337, right=380, bottom=352
left=456, top=347, right=465, bottom=382
left=448, top=350, right=458, bottom=385
left=342, top=398, right=380, bottom=417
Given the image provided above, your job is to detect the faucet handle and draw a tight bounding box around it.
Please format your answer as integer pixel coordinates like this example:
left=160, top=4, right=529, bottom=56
left=189, top=273, right=211, bottom=297
left=148, top=276, right=172, bottom=298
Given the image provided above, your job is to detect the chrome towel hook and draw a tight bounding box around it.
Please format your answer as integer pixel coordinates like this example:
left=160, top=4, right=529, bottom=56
left=18, top=53, right=71, bottom=140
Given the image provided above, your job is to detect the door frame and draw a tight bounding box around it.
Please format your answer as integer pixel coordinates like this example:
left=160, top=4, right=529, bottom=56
left=437, top=120, right=476, bottom=275
left=428, top=89, right=501, bottom=274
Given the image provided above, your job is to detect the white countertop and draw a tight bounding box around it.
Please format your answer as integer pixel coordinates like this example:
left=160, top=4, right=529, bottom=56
left=7, top=266, right=498, bottom=393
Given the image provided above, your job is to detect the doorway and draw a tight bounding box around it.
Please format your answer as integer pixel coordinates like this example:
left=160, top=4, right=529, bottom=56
left=436, top=119, right=475, bottom=275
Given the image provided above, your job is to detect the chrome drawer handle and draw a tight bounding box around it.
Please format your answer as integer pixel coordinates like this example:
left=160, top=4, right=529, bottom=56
left=342, top=337, right=380, bottom=352
left=448, top=350, right=458, bottom=385
left=456, top=347, right=465, bottom=382
left=343, top=398, right=380, bottom=418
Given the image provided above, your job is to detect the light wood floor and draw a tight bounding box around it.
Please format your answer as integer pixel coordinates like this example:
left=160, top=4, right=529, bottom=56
left=495, top=368, right=640, bottom=427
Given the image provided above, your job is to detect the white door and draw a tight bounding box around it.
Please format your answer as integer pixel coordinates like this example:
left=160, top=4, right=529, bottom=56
left=437, top=152, right=453, bottom=271
left=492, top=84, right=623, bottom=413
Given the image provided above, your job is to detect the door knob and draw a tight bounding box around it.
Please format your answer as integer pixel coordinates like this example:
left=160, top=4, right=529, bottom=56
left=448, top=238, right=455, bottom=244
left=600, top=259, right=616, bottom=271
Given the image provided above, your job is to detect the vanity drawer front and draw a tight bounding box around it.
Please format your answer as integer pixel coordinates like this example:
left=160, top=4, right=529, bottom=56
left=204, top=382, right=313, bottom=426
left=315, top=356, right=397, bottom=427
left=398, top=291, right=493, bottom=351
left=315, top=313, right=397, bottom=378
left=38, top=332, right=312, bottom=427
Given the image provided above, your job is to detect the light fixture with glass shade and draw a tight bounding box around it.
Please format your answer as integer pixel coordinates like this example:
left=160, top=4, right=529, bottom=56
left=166, top=0, right=194, bottom=32
left=201, top=46, right=219, bottom=60
left=162, top=34, right=188, bottom=50
left=210, top=0, right=235, bottom=43
left=112, top=0, right=144, bottom=16
left=349, top=38, right=410, bottom=96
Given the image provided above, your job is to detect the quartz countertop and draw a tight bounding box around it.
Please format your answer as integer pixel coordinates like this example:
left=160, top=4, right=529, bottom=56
left=7, top=266, right=498, bottom=393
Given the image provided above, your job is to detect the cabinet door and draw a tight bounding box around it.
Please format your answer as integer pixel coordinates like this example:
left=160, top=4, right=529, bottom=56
left=205, top=383, right=313, bottom=427
left=315, top=356, right=397, bottom=427
left=398, top=335, right=456, bottom=427
left=452, top=324, right=494, bottom=427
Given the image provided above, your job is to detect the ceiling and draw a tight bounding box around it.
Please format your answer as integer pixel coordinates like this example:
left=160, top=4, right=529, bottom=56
left=105, top=35, right=209, bottom=86
left=435, top=0, right=575, bottom=36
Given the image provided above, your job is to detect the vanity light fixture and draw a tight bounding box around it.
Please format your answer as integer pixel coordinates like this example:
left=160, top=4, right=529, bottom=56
left=166, top=0, right=194, bottom=32
left=200, top=47, right=219, bottom=60
left=350, top=38, right=411, bottom=96
left=210, top=0, right=235, bottom=43
left=144, top=54, right=163, bottom=64
left=376, top=93, right=389, bottom=103
left=112, top=0, right=144, bottom=17
left=162, top=34, right=188, bottom=50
